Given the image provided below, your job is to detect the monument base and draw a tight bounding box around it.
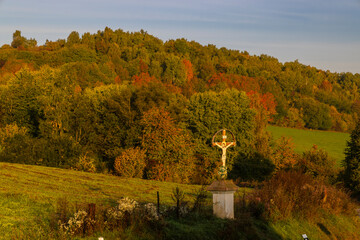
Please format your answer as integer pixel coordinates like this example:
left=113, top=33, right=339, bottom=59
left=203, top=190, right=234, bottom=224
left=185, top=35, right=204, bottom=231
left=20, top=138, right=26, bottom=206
left=207, top=180, right=239, bottom=219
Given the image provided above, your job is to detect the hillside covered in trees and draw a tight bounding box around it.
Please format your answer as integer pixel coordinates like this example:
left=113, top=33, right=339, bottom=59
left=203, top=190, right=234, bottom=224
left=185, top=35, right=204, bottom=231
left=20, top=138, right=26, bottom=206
left=0, top=28, right=359, bottom=183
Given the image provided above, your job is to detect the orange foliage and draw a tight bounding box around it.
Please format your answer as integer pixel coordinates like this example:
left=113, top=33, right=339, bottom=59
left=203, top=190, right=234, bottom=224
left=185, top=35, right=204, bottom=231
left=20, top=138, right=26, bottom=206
left=132, top=72, right=156, bottom=87
left=233, top=76, right=261, bottom=93
left=319, top=80, right=333, bottom=92
left=141, top=108, right=195, bottom=183
left=139, top=59, right=148, bottom=73
left=114, top=147, right=146, bottom=178
left=0, top=59, right=33, bottom=76
left=246, top=91, right=277, bottom=121
left=114, top=75, right=121, bottom=84
left=207, top=73, right=231, bottom=88
left=163, top=83, right=182, bottom=94
left=74, top=85, right=82, bottom=94
left=207, top=73, right=262, bottom=94
left=271, top=136, right=298, bottom=171
left=182, top=59, right=194, bottom=81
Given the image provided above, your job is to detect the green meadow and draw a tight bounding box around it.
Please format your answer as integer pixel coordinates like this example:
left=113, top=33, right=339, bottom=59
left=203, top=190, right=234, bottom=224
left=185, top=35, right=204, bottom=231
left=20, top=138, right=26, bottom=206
left=1, top=162, right=359, bottom=239
left=0, top=162, right=203, bottom=239
left=268, top=125, right=350, bottom=165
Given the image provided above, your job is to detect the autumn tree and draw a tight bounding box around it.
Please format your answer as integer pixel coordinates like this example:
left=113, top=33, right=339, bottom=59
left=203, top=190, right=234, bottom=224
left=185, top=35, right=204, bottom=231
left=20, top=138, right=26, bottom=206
left=141, top=107, right=195, bottom=183
left=271, top=136, right=298, bottom=172
left=114, top=147, right=146, bottom=178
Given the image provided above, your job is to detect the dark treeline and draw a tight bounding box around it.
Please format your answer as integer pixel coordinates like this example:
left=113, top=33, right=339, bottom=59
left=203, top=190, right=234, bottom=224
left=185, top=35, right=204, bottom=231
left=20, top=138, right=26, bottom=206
left=0, top=28, right=359, bottom=183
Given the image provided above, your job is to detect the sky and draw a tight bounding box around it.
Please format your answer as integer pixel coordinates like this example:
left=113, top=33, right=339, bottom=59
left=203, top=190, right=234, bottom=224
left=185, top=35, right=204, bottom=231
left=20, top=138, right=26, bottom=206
left=0, top=0, right=359, bottom=74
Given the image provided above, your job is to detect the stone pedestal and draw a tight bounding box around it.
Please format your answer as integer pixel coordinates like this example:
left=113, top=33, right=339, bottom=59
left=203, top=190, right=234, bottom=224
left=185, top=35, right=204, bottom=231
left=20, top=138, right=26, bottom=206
left=207, top=180, right=239, bottom=219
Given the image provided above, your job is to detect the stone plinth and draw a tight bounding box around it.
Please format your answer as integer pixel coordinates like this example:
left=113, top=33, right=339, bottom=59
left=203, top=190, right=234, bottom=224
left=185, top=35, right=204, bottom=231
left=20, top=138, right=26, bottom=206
left=207, top=180, right=239, bottom=219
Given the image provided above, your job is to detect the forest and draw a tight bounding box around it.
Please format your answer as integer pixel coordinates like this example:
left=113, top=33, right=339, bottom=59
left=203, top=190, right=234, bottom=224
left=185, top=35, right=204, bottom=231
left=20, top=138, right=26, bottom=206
left=1, top=28, right=360, bottom=184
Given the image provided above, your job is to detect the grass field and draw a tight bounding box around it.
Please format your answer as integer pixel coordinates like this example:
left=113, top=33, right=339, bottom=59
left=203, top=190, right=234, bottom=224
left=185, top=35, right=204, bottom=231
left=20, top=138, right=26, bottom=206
left=0, top=162, right=208, bottom=239
left=0, top=162, right=359, bottom=239
left=268, top=125, right=350, bottom=165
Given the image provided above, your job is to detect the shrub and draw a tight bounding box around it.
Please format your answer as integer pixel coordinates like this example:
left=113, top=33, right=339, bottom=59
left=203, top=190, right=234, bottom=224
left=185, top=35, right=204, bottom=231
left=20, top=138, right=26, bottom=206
left=73, top=153, right=97, bottom=173
left=271, top=136, right=298, bottom=172
left=297, top=145, right=338, bottom=183
left=114, top=147, right=146, bottom=178
left=251, top=171, right=356, bottom=221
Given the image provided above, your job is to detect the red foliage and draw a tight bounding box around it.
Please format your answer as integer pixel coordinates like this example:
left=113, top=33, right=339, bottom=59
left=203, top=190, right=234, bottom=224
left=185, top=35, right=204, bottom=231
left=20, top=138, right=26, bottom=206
left=247, top=91, right=277, bottom=121
left=207, top=73, right=262, bottom=94
left=233, top=76, right=261, bottom=93
left=132, top=72, right=156, bottom=87
left=207, top=73, right=231, bottom=88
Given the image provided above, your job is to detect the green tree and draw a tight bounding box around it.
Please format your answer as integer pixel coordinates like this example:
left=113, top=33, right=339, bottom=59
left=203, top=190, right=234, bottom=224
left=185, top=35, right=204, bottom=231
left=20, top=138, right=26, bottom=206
left=11, top=30, right=37, bottom=48
left=295, top=97, right=332, bottom=130
left=2, top=69, right=43, bottom=137
left=188, top=89, right=255, bottom=150
left=188, top=89, right=255, bottom=176
left=162, top=54, right=187, bottom=87
left=343, top=121, right=360, bottom=193
left=66, top=31, right=81, bottom=47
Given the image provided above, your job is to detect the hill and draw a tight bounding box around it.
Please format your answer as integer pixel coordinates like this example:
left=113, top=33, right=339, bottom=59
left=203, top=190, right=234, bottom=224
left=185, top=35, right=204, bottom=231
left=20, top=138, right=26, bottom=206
left=268, top=125, right=349, bottom=165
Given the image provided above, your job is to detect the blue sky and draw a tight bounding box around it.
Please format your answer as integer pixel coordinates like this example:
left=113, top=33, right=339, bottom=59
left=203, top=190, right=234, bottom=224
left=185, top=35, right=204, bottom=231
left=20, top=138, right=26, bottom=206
left=1, top=0, right=359, bottom=73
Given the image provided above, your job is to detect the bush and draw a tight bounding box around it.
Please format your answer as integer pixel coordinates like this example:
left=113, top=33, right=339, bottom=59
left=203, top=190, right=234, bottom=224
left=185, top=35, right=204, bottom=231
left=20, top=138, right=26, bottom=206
left=297, top=145, right=338, bottom=183
left=73, top=153, right=97, bottom=173
left=252, top=171, right=356, bottom=221
left=114, top=147, right=146, bottom=178
left=271, top=136, right=298, bottom=172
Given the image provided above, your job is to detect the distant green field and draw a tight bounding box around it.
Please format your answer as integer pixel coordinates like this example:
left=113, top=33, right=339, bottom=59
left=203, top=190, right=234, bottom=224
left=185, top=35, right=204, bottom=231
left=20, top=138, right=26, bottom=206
left=268, top=125, right=349, bottom=165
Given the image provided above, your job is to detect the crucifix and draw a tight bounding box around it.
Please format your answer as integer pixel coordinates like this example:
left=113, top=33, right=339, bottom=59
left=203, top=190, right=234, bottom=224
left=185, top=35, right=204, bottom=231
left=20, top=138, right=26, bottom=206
left=212, top=129, right=236, bottom=178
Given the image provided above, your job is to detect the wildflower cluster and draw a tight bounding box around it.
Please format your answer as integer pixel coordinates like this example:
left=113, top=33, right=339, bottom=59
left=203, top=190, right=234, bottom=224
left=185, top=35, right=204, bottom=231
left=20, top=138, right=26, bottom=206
left=143, top=203, right=159, bottom=220
left=105, top=197, right=138, bottom=228
left=59, top=210, right=95, bottom=236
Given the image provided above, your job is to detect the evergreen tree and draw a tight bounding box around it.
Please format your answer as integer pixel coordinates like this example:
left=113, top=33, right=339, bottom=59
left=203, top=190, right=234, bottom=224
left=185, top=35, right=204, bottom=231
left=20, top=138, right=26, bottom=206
left=343, top=120, right=360, bottom=193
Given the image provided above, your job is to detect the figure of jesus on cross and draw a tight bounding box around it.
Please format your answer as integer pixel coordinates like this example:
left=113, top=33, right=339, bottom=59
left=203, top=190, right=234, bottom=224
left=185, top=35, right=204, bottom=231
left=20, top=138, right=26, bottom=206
left=212, top=129, right=236, bottom=179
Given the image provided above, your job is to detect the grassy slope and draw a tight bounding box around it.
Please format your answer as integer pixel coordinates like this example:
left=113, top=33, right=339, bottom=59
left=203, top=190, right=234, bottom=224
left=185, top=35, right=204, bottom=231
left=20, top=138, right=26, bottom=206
left=0, top=162, right=359, bottom=239
left=268, top=125, right=349, bottom=165
left=0, top=162, right=206, bottom=238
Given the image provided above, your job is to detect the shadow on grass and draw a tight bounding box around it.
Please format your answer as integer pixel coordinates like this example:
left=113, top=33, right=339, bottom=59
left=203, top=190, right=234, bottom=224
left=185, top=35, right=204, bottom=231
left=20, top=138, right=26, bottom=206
left=317, top=223, right=332, bottom=236
left=165, top=212, right=284, bottom=240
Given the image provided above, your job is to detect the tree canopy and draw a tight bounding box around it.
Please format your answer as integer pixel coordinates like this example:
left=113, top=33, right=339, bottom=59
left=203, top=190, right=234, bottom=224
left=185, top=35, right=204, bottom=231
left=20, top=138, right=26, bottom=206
left=1, top=28, right=360, bottom=183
